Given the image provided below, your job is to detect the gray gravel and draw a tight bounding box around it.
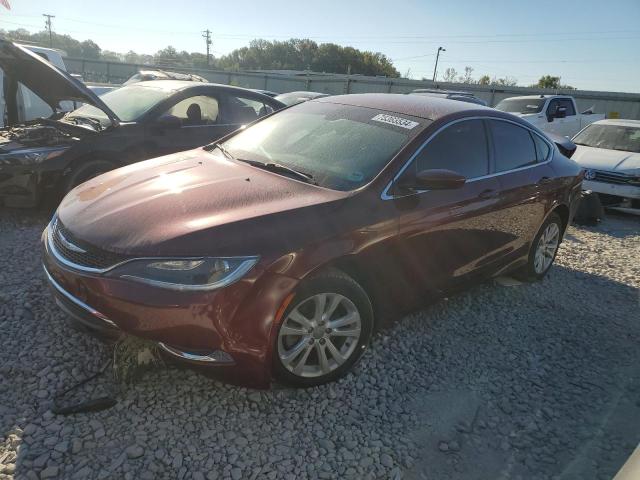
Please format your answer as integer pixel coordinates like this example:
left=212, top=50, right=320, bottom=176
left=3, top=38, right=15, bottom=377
left=0, top=210, right=638, bottom=480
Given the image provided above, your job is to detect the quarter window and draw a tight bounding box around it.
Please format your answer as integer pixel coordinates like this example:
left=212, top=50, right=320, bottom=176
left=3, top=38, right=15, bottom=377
left=532, top=134, right=551, bottom=161
left=225, top=96, right=274, bottom=124
left=413, top=119, right=489, bottom=179
left=490, top=120, right=538, bottom=172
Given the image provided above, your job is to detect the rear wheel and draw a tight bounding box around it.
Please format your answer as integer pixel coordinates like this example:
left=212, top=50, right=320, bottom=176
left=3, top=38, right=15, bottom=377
left=517, top=212, right=562, bottom=282
left=274, top=269, right=373, bottom=387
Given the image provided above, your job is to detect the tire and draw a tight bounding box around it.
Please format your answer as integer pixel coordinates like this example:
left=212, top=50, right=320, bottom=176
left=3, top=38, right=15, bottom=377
left=517, top=212, right=563, bottom=282
left=64, top=160, right=116, bottom=193
left=273, top=268, right=374, bottom=387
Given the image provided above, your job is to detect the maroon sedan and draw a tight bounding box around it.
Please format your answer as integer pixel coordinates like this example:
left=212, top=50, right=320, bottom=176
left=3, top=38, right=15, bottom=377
left=42, top=94, right=582, bottom=388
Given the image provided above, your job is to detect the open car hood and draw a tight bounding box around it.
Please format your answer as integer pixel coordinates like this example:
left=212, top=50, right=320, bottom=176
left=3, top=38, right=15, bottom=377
left=0, top=40, right=120, bottom=126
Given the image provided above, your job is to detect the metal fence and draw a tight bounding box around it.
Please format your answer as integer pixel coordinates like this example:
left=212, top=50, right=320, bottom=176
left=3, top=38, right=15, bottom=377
left=64, top=57, right=640, bottom=120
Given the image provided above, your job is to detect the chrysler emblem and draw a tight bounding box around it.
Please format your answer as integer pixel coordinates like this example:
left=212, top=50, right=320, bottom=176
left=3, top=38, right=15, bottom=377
left=58, top=230, right=86, bottom=253
left=584, top=169, right=596, bottom=181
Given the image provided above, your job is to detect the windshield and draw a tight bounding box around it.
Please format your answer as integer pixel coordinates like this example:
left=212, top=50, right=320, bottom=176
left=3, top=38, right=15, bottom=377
left=219, top=101, right=425, bottom=191
left=573, top=124, right=640, bottom=153
left=495, top=98, right=546, bottom=114
left=67, top=85, right=170, bottom=125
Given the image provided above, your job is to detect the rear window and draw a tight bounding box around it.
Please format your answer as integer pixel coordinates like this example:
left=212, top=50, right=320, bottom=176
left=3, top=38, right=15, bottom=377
left=495, top=98, right=546, bottom=114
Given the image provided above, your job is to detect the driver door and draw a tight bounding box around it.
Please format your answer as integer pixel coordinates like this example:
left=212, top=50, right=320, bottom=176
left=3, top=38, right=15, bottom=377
left=390, top=119, right=513, bottom=293
left=145, top=93, right=234, bottom=157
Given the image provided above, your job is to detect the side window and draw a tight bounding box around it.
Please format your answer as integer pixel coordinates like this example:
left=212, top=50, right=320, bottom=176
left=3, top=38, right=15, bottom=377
left=225, top=96, right=274, bottom=124
left=547, top=100, right=560, bottom=116
left=558, top=98, right=575, bottom=116
left=413, top=119, right=489, bottom=179
left=532, top=134, right=551, bottom=162
left=163, top=95, right=219, bottom=126
left=490, top=120, right=537, bottom=172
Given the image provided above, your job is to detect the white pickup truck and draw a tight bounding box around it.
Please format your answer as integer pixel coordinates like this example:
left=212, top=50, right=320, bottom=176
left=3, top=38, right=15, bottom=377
left=494, top=95, right=605, bottom=137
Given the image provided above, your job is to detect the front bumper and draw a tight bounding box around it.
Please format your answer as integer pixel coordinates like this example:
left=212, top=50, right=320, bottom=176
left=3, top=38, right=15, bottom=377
left=582, top=179, right=640, bottom=200
left=42, top=228, right=299, bottom=388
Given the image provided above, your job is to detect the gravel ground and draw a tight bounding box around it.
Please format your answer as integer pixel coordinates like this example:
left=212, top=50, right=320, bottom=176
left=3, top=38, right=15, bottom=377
left=0, top=210, right=638, bottom=480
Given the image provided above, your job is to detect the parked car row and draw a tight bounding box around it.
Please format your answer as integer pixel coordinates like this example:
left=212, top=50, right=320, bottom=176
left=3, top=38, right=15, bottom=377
left=0, top=41, right=284, bottom=207
left=0, top=39, right=591, bottom=388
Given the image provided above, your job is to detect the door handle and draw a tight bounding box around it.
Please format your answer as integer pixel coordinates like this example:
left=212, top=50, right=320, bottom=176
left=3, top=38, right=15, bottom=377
left=478, top=189, right=498, bottom=199
left=537, top=176, right=553, bottom=185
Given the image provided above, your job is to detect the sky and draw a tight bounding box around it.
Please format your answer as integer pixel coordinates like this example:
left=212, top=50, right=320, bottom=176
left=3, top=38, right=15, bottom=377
left=2, top=0, right=640, bottom=93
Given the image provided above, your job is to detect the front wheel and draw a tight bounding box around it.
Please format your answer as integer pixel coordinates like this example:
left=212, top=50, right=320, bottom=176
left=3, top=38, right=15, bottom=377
left=64, top=160, right=116, bottom=193
left=273, top=269, right=374, bottom=387
left=517, top=212, right=563, bottom=282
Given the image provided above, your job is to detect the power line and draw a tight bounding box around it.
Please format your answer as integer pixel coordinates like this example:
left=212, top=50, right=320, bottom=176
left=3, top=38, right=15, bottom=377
left=42, top=13, right=55, bottom=48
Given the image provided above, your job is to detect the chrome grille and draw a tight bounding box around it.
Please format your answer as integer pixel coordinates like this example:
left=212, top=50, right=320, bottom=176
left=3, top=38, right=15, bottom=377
left=590, top=170, right=637, bottom=185
left=49, top=217, right=130, bottom=271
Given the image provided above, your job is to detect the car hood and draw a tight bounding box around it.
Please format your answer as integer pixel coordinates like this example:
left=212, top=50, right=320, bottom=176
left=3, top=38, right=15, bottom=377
left=57, top=148, right=348, bottom=257
left=0, top=40, right=120, bottom=126
left=572, top=145, right=640, bottom=174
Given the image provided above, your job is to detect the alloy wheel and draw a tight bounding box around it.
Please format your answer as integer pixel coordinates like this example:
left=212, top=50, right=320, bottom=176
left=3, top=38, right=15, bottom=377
left=277, top=293, right=362, bottom=378
left=534, top=222, right=560, bottom=274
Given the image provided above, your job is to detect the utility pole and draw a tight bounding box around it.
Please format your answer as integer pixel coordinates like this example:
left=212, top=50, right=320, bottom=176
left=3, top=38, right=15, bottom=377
left=43, top=14, right=55, bottom=48
left=432, top=46, right=445, bottom=82
left=202, top=29, right=212, bottom=66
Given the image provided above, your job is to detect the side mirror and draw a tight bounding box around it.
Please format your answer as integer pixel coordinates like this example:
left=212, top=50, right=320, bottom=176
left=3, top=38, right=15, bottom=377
left=156, top=115, right=182, bottom=129
left=398, top=169, right=466, bottom=192
left=555, top=106, right=567, bottom=119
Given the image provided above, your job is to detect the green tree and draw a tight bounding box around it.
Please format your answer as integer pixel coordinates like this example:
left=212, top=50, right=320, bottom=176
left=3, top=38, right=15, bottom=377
left=80, top=40, right=101, bottom=59
left=217, top=38, right=399, bottom=77
left=478, top=75, right=491, bottom=85
left=533, top=75, right=574, bottom=90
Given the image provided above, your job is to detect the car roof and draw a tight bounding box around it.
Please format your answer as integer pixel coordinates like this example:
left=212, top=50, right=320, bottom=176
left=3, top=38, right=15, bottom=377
left=127, top=80, right=278, bottom=97
left=314, top=93, right=492, bottom=121
left=499, top=95, right=571, bottom=101
left=411, top=88, right=475, bottom=96
left=592, top=119, right=640, bottom=128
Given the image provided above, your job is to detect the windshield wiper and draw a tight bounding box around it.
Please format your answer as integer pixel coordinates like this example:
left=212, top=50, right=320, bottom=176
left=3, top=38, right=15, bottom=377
left=237, top=158, right=316, bottom=184
left=212, top=142, right=234, bottom=160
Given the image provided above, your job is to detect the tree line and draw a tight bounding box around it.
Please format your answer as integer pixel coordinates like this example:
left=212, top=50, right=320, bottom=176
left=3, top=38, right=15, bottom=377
left=0, top=29, right=398, bottom=77
left=437, top=66, right=574, bottom=89
left=1, top=27, right=572, bottom=88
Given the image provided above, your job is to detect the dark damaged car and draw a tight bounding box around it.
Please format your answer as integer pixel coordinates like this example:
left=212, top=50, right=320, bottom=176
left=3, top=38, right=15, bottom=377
left=0, top=40, right=284, bottom=208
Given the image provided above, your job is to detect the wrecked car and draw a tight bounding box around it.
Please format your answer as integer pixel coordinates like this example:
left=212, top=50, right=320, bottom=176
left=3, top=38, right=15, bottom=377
left=0, top=40, right=284, bottom=208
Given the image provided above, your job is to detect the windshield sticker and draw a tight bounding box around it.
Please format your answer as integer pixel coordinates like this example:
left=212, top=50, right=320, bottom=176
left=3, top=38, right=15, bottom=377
left=371, top=114, right=419, bottom=130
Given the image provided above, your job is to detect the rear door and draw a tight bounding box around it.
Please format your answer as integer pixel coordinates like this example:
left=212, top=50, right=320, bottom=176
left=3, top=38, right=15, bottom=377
left=487, top=119, right=555, bottom=256
left=390, top=118, right=509, bottom=293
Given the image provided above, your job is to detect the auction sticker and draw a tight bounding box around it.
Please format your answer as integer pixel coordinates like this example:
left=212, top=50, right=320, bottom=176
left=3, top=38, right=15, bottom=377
left=371, top=113, right=419, bottom=130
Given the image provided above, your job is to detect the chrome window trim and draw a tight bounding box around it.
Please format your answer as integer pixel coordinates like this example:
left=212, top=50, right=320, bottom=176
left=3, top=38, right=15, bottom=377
left=380, top=116, right=554, bottom=200
left=43, top=264, right=117, bottom=327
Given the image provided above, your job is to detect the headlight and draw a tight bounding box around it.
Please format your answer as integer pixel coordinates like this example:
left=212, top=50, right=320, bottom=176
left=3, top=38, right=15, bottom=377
left=108, top=256, right=259, bottom=291
left=4, top=146, right=69, bottom=165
